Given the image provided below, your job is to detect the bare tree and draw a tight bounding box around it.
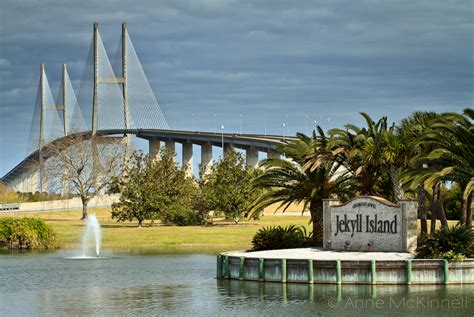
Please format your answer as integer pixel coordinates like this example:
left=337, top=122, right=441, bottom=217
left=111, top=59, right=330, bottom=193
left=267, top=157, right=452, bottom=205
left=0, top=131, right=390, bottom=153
left=44, top=134, right=124, bottom=219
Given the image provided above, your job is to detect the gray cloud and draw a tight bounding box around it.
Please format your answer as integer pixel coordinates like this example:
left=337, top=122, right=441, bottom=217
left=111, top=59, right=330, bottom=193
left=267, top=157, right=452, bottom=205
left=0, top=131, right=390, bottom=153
left=1, top=0, right=472, bottom=175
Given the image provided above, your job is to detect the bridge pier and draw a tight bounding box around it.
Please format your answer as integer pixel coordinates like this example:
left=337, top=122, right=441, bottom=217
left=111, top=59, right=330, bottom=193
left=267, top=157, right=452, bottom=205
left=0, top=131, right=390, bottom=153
left=16, top=169, right=40, bottom=193
left=149, top=139, right=161, bottom=160
left=201, top=143, right=213, bottom=174
left=7, top=177, right=19, bottom=192
left=165, top=140, right=176, bottom=163
left=246, top=147, right=259, bottom=168
left=182, top=142, right=193, bottom=178
left=165, top=140, right=175, bottom=153
left=267, top=149, right=280, bottom=159
left=224, top=143, right=235, bottom=158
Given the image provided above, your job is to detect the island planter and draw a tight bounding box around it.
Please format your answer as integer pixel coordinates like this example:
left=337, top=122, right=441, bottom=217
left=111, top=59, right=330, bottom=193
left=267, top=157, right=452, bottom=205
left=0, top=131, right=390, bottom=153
left=216, top=255, right=474, bottom=285
left=217, top=196, right=474, bottom=285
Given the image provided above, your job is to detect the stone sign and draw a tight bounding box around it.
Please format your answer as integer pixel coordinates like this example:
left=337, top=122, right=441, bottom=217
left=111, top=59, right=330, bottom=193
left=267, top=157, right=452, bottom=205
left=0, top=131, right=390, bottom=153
left=323, top=196, right=417, bottom=253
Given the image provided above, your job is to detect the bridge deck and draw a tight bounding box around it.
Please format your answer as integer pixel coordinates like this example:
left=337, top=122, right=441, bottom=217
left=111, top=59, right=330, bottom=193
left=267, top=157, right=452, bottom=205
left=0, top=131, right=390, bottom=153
left=2, top=129, right=293, bottom=184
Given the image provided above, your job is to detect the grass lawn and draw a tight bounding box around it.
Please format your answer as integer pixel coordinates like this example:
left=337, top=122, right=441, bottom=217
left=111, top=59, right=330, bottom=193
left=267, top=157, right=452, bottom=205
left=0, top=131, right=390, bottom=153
left=0, top=207, right=459, bottom=254
left=0, top=207, right=311, bottom=254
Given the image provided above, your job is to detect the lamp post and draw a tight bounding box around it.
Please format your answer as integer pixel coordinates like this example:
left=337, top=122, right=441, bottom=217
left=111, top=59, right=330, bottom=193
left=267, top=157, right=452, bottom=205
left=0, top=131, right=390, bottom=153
left=221, top=124, right=224, bottom=155
left=282, top=122, right=286, bottom=140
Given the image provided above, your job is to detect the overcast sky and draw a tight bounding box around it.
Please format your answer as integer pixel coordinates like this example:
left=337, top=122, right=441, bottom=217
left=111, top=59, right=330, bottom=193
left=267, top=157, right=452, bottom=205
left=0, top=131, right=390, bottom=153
left=0, top=0, right=472, bottom=176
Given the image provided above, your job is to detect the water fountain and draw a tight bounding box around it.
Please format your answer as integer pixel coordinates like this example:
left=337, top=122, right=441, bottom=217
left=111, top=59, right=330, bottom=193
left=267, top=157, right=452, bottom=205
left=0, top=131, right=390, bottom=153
left=81, top=214, right=102, bottom=258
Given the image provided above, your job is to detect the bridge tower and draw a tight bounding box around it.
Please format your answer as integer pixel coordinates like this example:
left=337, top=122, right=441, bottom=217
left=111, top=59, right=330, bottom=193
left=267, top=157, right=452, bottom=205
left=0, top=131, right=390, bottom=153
left=92, top=22, right=131, bottom=148
left=38, top=64, right=45, bottom=192
left=36, top=64, right=69, bottom=192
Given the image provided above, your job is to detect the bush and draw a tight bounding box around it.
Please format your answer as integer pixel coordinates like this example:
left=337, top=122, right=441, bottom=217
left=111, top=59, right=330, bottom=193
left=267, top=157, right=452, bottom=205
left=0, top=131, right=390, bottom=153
left=196, top=151, right=263, bottom=223
left=112, top=150, right=201, bottom=226
left=0, top=218, right=57, bottom=249
left=417, top=224, right=473, bottom=259
left=251, top=225, right=312, bottom=251
left=160, top=205, right=203, bottom=226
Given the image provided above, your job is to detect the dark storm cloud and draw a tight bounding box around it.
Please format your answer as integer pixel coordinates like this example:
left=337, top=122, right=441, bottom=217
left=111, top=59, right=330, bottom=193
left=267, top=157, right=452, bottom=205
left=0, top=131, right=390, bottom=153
left=1, top=0, right=472, bottom=174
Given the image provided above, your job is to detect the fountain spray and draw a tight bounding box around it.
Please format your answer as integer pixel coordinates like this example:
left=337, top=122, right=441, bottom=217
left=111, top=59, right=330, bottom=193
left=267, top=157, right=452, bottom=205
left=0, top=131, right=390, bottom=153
left=81, top=214, right=102, bottom=257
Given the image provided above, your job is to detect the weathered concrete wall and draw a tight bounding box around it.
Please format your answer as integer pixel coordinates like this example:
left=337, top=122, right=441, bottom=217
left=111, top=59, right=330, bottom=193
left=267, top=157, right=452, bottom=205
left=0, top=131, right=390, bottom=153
left=218, top=255, right=474, bottom=285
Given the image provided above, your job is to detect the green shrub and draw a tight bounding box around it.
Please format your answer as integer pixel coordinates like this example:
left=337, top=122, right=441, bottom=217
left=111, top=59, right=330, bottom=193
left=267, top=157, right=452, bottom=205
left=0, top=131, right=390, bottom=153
left=0, top=218, right=58, bottom=249
left=417, top=224, right=473, bottom=259
left=160, top=205, right=203, bottom=226
left=251, top=225, right=312, bottom=251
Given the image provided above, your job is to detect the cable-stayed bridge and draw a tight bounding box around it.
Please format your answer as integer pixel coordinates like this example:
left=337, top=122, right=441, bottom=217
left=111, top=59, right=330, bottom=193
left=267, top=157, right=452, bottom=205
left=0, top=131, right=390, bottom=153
left=1, top=23, right=287, bottom=193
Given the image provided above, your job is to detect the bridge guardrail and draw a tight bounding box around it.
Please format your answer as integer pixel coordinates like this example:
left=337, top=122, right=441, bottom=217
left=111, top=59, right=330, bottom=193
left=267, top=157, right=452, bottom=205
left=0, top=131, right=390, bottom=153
left=0, top=203, right=20, bottom=211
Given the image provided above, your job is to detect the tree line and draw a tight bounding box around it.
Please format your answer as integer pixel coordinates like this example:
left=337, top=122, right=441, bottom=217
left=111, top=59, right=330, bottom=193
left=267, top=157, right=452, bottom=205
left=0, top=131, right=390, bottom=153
left=248, top=109, right=473, bottom=245
left=110, top=149, right=261, bottom=226
left=5, top=109, right=471, bottom=248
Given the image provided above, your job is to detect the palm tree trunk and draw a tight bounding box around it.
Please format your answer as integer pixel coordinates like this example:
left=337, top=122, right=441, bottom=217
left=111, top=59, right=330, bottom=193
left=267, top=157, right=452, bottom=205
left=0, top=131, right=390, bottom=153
left=309, top=200, right=323, bottom=247
left=390, top=165, right=404, bottom=201
left=460, top=198, right=467, bottom=225
left=430, top=183, right=437, bottom=236
left=436, top=182, right=448, bottom=227
left=417, top=182, right=427, bottom=238
left=467, top=191, right=473, bottom=229
left=430, top=182, right=448, bottom=234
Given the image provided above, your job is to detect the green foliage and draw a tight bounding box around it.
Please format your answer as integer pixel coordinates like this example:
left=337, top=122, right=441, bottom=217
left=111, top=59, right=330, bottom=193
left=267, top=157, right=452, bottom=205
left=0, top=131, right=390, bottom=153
left=328, top=112, right=401, bottom=200
left=159, top=204, right=202, bottom=226
left=249, top=130, right=352, bottom=246
left=0, top=183, right=74, bottom=203
left=417, top=224, right=473, bottom=259
left=402, top=110, right=473, bottom=228
left=442, top=183, right=462, bottom=220
left=0, top=182, right=22, bottom=203
left=438, top=251, right=466, bottom=261
left=17, top=192, right=75, bottom=203
left=251, top=225, right=312, bottom=251
left=196, top=151, right=261, bottom=223
left=0, top=218, right=57, bottom=249
left=112, top=150, right=201, bottom=226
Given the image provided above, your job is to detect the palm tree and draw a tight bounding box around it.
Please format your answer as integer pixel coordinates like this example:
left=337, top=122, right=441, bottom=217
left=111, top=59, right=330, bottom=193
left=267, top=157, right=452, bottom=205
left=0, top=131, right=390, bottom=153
left=415, top=110, right=473, bottom=229
left=328, top=113, right=397, bottom=200
left=399, top=111, right=442, bottom=237
left=248, top=129, right=351, bottom=246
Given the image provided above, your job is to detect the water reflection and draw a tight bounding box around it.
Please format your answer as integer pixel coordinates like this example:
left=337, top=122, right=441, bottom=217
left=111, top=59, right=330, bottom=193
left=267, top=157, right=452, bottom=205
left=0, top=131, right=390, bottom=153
left=1, top=252, right=472, bottom=316
left=217, top=279, right=474, bottom=316
left=36, top=284, right=193, bottom=316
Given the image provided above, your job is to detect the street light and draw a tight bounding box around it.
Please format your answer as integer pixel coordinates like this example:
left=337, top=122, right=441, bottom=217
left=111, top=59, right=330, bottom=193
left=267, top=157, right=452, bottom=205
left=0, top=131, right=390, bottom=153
left=282, top=122, right=286, bottom=140
left=221, top=124, right=225, bottom=154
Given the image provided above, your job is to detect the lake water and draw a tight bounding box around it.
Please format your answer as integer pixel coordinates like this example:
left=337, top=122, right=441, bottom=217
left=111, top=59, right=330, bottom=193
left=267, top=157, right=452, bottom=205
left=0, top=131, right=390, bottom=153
left=0, top=251, right=472, bottom=316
